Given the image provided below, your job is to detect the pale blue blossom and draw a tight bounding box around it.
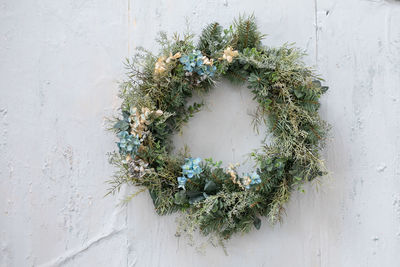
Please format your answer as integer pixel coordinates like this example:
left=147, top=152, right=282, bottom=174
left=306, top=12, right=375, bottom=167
left=249, top=172, right=261, bottom=185
left=179, top=50, right=216, bottom=77
left=176, top=157, right=203, bottom=189
left=117, top=131, right=140, bottom=156
left=244, top=171, right=262, bottom=189
left=177, top=176, right=188, bottom=189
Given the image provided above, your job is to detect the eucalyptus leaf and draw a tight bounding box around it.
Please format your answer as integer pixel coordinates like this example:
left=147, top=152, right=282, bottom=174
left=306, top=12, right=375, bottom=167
left=294, top=89, right=304, bottom=98
left=174, top=190, right=188, bottom=205
left=113, top=120, right=129, bottom=131
left=149, top=190, right=157, bottom=205
left=253, top=217, right=261, bottom=230
left=204, top=180, right=217, bottom=194
left=122, top=110, right=130, bottom=120
left=186, top=191, right=203, bottom=198
left=312, top=80, right=321, bottom=87
left=189, top=194, right=206, bottom=204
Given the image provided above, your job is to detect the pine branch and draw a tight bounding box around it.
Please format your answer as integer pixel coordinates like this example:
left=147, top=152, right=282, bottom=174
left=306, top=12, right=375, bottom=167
left=232, top=14, right=265, bottom=51
left=197, top=22, right=224, bottom=57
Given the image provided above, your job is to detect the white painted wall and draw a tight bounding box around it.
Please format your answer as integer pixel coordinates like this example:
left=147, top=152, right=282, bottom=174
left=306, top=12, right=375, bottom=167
left=1, top=0, right=400, bottom=266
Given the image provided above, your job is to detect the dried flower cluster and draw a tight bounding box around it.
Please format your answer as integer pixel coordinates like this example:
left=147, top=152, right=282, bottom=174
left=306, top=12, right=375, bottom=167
left=129, top=107, right=163, bottom=138
left=154, top=52, right=182, bottom=75
left=221, top=46, right=239, bottom=63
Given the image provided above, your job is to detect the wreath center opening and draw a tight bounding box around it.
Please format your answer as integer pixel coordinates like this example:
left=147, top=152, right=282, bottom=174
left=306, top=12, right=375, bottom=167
left=172, top=79, right=270, bottom=174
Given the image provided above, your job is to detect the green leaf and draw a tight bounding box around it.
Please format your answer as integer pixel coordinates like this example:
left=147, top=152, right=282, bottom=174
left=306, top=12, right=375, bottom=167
left=253, top=217, right=261, bottom=230
left=122, top=111, right=130, bottom=120
left=113, top=120, right=130, bottom=131
left=189, top=195, right=206, bottom=204
left=174, top=190, right=188, bottom=205
left=294, top=89, right=304, bottom=98
left=312, top=80, right=321, bottom=87
left=187, top=191, right=205, bottom=204
left=204, top=180, right=217, bottom=194
left=149, top=190, right=157, bottom=205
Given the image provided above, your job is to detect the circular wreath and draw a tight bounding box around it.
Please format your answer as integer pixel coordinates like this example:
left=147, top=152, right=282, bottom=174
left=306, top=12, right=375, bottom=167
left=108, top=15, right=328, bottom=241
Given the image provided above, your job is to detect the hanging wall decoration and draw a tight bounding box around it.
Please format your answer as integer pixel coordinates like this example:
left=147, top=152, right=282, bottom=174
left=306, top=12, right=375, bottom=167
left=107, top=15, right=329, bottom=242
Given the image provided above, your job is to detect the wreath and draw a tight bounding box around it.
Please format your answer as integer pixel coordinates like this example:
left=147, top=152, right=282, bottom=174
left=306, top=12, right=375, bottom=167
left=107, top=15, right=328, bottom=242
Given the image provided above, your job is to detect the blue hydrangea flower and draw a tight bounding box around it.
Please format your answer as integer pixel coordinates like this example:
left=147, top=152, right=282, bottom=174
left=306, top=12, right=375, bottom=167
left=249, top=172, right=261, bottom=185
left=182, top=157, right=202, bottom=178
left=243, top=171, right=262, bottom=189
left=179, top=55, right=195, bottom=72
left=117, top=131, right=140, bottom=156
left=179, top=50, right=216, bottom=77
left=177, top=176, right=188, bottom=189
left=176, top=157, right=203, bottom=189
left=204, top=64, right=217, bottom=77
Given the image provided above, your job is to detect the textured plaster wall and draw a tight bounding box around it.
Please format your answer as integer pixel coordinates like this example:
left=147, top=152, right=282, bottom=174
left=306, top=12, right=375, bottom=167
left=1, top=0, right=400, bottom=266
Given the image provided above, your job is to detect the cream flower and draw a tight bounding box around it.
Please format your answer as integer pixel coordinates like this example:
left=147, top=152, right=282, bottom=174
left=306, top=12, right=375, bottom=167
left=130, top=107, right=164, bottom=138
left=154, top=56, right=167, bottom=75
left=141, top=107, right=151, bottom=122
left=226, top=163, right=240, bottom=184
left=201, top=56, right=214, bottom=66
left=155, top=110, right=163, bottom=117
left=128, top=158, right=150, bottom=178
left=242, top=175, right=252, bottom=188
left=222, top=46, right=239, bottom=63
left=165, top=52, right=182, bottom=63
left=155, top=52, right=181, bottom=74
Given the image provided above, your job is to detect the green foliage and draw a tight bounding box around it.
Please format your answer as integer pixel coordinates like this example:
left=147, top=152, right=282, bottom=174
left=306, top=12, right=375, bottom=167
left=107, top=15, right=329, bottom=244
left=197, top=22, right=235, bottom=59
left=232, top=14, right=265, bottom=51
